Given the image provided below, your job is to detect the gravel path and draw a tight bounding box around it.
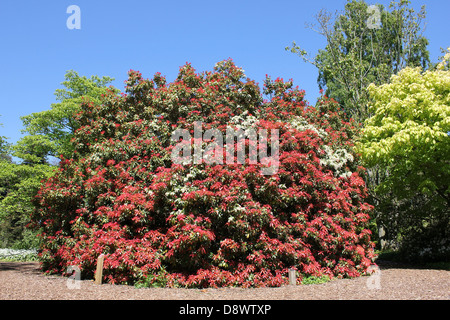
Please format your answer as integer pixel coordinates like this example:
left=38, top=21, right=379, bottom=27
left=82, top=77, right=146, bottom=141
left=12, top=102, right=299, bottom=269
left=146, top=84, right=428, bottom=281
left=1, top=261, right=449, bottom=300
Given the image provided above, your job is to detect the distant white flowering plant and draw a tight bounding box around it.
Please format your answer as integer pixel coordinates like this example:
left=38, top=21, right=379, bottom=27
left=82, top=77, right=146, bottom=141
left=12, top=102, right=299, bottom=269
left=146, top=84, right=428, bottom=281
left=0, top=248, right=38, bottom=261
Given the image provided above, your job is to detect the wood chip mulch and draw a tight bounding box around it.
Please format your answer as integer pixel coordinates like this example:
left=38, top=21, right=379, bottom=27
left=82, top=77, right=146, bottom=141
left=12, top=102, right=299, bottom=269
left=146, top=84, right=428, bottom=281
left=1, top=260, right=449, bottom=300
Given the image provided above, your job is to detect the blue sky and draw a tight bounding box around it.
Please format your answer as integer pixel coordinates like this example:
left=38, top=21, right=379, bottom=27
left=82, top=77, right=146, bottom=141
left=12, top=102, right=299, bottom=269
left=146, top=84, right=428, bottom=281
left=0, top=0, right=449, bottom=147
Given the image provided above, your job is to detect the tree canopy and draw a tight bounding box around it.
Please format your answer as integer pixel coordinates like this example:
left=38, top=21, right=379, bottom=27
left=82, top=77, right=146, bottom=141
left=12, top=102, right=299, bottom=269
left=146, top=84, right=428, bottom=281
left=18, top=71, right=116, bottom=162
left=0, top=72, right=116, bottom=249
left=358, top=49, right=450, bottom=261
left=287, top=0, right=430, bottom=123
left=359, top=49, right=449, bottom=205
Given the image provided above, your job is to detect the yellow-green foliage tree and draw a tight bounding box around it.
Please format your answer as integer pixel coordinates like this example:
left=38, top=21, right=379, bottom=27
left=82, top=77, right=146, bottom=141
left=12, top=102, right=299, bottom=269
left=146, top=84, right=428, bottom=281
left=358, top=49, right=450, bottom=262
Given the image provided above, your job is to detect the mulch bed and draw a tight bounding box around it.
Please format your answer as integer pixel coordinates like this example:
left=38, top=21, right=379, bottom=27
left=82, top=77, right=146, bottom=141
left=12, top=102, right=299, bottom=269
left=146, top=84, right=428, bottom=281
left=1, top=260, right=448, bottom=300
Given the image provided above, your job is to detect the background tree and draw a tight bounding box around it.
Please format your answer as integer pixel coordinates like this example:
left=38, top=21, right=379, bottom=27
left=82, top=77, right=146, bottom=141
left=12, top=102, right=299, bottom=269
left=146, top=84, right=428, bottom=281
left=19, top=70, right=117, bottom=160
left=0, top=117, right=11, bottom=162
left=0, top=161, right=55, bottom=248
left=287, top=0, right=429, bottom=123
left=358, top=50, right=450, bottom=262
left=0, top=72, right=117, bottom=248
left=287, top=0, right=432, bottom=251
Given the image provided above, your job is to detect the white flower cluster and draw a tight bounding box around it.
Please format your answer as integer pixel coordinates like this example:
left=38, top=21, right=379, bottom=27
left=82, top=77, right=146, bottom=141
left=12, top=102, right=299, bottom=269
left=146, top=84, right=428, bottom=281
left=289, top=116, right=328, bottom=139
left=229, top=111, right=258, bottom=134
left=319, top=145, right=354, bottom=178
left=289, top=116, right=354, bottom=178
left=230, top=114, right=355, bottom=178
left=0, top=248, right=37, bottom=260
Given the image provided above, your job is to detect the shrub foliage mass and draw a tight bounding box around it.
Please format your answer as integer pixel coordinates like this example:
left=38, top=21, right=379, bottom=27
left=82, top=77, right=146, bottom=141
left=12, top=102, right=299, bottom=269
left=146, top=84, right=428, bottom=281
left=31, top=60, right=375, bottom=287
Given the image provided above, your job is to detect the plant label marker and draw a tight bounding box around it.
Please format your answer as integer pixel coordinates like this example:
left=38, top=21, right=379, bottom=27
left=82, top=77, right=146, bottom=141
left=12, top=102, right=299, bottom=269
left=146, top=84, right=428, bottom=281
left=288, top=268, right=296, bottom=285
left=95, top=254, right=105, bottom=285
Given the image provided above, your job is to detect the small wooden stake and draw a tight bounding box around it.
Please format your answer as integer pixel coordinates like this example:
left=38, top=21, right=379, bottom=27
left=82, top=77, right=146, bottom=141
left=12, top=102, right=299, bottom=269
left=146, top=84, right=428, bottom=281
left=288, top=268, right=296, bottom=286
left=94, top=254, right=105, bottom=285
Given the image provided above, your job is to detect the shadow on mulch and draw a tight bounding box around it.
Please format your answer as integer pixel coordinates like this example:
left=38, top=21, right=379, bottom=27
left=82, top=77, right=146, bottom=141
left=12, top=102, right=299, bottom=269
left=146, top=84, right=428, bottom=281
left=375, top=258, right=450, bottom=271
left=0, top=262, right=41, bottom=274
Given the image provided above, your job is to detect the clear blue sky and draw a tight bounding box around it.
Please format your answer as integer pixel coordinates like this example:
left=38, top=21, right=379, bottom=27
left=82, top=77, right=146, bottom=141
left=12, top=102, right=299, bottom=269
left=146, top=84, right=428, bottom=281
left=1, top=0, right=449, bottom=147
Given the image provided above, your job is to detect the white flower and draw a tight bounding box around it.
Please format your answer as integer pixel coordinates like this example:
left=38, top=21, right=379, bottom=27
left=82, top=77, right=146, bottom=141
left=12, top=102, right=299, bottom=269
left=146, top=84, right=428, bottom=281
left=290, top=116, right=328, bottom=139
left=319, top=145, right=354, bottom=177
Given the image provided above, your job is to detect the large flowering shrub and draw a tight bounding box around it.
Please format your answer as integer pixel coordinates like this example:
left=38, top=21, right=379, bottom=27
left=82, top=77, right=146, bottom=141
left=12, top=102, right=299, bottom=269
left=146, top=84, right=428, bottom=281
left=31, top=60, right=375, bottom=287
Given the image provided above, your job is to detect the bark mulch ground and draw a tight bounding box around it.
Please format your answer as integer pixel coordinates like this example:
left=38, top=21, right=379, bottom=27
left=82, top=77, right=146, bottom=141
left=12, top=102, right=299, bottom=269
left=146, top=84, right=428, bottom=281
left=1, top=260, right=448, bottom=300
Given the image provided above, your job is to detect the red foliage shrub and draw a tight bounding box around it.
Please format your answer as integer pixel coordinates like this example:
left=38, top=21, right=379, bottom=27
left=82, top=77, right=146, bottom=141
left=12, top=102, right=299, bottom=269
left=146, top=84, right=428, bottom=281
left=31, top=60, right=375, bottom=287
